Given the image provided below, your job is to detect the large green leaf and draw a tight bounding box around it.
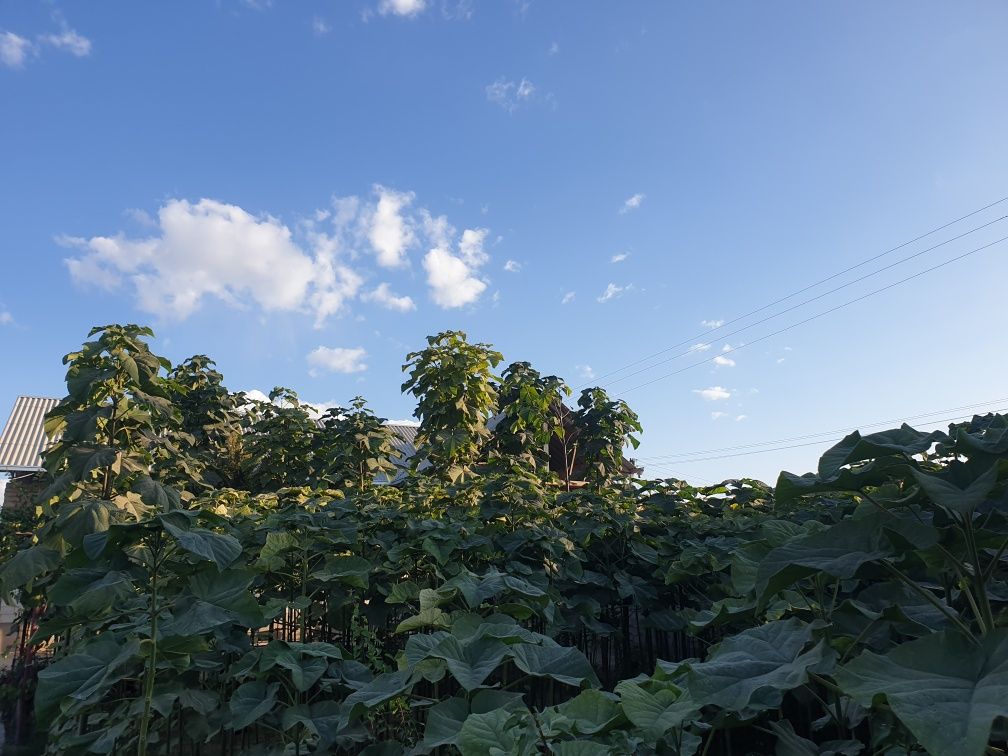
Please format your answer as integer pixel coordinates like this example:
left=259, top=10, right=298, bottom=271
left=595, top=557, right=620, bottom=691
left=910, top=462, right=999, bottom=516
left=681, top=619, right=833, bottom=716
left=36, top=639, right=139, bottom=719
left=161, top=518, right=241, bottom=569
left=836, top=629, right=1008, bottom=756
left=0, top=545, right=61, bottom=592
left=425, top=634, right=509, bottom=691
left=614, top=679, right=696, bottom=741
left=421, top=696, right=469, bottom=748
left=229, top=681, right=279, bottom=730
left=755, top=519, right=892, bottom=605
left=49, top=569, right=136, bottom=616
left=457, top=709, right=537, bottom=756
left=510, top=643, right=600, bottom=688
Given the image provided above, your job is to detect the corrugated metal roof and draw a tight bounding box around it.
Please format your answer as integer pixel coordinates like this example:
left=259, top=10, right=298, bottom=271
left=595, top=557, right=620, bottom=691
left=0, top=396, right=60, bottom=472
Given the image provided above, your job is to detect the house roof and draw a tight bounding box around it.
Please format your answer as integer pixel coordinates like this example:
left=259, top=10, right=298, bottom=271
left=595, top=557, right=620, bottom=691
left=0, top=396, right=60, bottom=473
left=0, top=395, right=420, bottom=481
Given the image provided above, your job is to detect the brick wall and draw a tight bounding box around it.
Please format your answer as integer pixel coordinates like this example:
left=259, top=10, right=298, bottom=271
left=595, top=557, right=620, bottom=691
left=1, top=474, right=44, bottom=513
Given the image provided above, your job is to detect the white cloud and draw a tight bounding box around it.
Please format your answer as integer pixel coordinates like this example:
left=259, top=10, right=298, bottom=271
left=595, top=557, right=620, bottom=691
left=693, top=386, right=731, bottom=401
left=64, top=186, right=489, bottom=322
left=379, top=0, right=427, bottom=17
left=735, top=414, right=748, bottom=422
left=690, top=343, right=711, bottom=352
left=367, top=185, right=415, bottom=268
left=423, top=245, right=487, bottom=308
left=711, top=411, right=727, bottom=420
left=597, top=282, right=631, bottom=303
left=619, top=193, right=645, bottom=214
left=486, top=77, right=536, bottom=112
left=441, top=0, right=474, bottom=19
left=576, top=364, right=595, bottom=380
left=362, top=282, right=415, bottom=312
left=721, top=343, right=732, bottom=352
left=561, top=291, right=575, bottom=304
left=458, top=227, right=488, bottom=265
left=312, top=16, right=330, bottom=35
left=713, top=355, right=735, bottom=368
left=39, top=28, right=91, bottom=57
left=503, top=259, right=521, bottom=272
left=0, top=32, right=32, bottom=68
left=307, top=346, right=368, bottom=375
left=777, top=357, right=786, bottom=364
left=63, top=199, right=329, bottom=321
left=611, top=252, right=629, bottom=263
left=701, top=319, right=724, bottom=329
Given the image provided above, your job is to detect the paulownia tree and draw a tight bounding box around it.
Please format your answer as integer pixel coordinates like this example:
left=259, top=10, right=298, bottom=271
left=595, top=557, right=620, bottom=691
left=314, top=397, right=399, bottom=491
left=575, top=387, right=642, bottom=487
left=492, top=361, right=571, bottom=477
left=402, top=331, right=502, bottom=483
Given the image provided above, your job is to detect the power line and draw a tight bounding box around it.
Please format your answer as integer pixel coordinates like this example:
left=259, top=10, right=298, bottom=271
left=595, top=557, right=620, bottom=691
left=592, top=215, right=1007, bottom=390
left=640, top=407, right=1007, bottom=467
left=615, top=234, right=1008, bottom=395
left=579, top=195, right=1008, bottom=390
left=638, top=397, right=1008, bottom=462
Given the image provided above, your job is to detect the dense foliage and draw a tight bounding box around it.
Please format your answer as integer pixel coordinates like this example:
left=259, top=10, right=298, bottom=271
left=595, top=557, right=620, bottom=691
left=1, top=324, right=1007, bottom=755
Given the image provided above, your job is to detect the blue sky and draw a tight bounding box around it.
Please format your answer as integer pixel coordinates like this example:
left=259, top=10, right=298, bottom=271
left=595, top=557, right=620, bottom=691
left=2, top=1, right=1007, bottom=485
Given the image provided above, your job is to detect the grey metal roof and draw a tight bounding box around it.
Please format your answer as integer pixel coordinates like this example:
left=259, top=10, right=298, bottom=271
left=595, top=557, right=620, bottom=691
left=0, top=396, right=60, bottom=472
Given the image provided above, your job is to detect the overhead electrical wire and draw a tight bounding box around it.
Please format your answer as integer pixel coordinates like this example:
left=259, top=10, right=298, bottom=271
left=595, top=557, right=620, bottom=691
left=640, top=406, right=1007, bottom=471
left=577, top=195, right=1008, bottom=391
left=638, top=397, right=1008, bottom=463
left=613, top=234, right=1008, bottom=396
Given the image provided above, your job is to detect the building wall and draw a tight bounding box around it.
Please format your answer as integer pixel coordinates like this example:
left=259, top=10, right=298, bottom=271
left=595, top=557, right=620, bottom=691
left=1, top=474, right=44, bottom=513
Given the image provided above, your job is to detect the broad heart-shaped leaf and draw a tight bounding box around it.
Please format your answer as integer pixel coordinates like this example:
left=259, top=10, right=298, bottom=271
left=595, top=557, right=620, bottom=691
left=910, top=462, right=999, bottom=516
left=775, top=456, right=906, bottom=505
left=425, top=634, right=510, bottom=691
left=817, top=426, right=946, bottom=478
left=539, top=689, right=626, bottom=737
left=0, top=545, right=60, bottom=592
left=54, top=498, right=114, bottom=547
left=510, top=643, right=600, bottom=688
left=229, top=681, right=279, bottom=730
left=36, top=638, right=140, bottom=719
left=312, top=555, right=372, bottom=589
left=161, top=517, right=241, bottom=569
left=189, top=568, right=263, bottom=627
left=755, top=518, right=892, bottom=606
left=614, top=679, right=697, bottom=741
left=681, top=618, right=834, bottom=716
left=457, top=709, right=538, bottom=756
left=132, top=474, right=181, bottom=510
left=422, top=696, right=470, bottom=748
left=836, top=629, right=1008, bottom=756
left=769, top=720, right=863, bottom=756
left=48, top=569, right=136, bottom=616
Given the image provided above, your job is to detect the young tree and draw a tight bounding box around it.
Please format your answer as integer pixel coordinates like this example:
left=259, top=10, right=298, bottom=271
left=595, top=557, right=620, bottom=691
left=492, top=361, right=571, bottom=476
left=167, top=355, right=245, bottom=489
left=243, top=387, right=318, bottom=492
left=574, top=387, right=642, bottom=487
left=41, top=323, right=186, bottom=512
left=401, top=331, right=503, bottom=482
left=314, top=397, right=399, bottom=492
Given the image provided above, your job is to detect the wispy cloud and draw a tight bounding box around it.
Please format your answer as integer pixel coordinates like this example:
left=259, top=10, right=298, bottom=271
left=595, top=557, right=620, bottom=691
left=690, top=343, right=711, bottom=352
left=711, top=411, right=727, bottom=420
left=312, top=16, right=330, bottom=35
left=693, top=386, right=731, bottom=401
left=561, top=291, right=575, bottom=305
left=0, top=32, right=32, bottom=68
left=576, top=364, right=595, bottom=380
left=619, top=193, right=645, bottom=214
left=0, top=309, right=13, bottom=326
left=701, top=319, right=724, bottom=329
left=610, top=252, right=629, bottom=263
left=362, top=283, right=415, bottom=312
left=597, top=282, right=631, bottom=303
left=378, top=0, right=427, bottom=17
left=503, top=259, right=521, bottom=272
left=548, top=41, right=559, bottom=55
left=713, top=355, right=735, bottom=368
left=735, top=414, right=748, bottom=422
left=486, top=77, right=536, bottom=112
left=307, top=346, right=368, bottom=376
